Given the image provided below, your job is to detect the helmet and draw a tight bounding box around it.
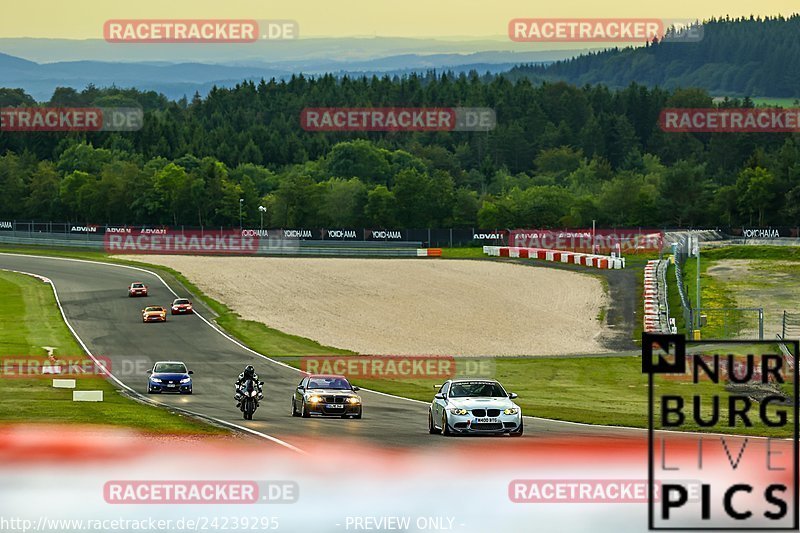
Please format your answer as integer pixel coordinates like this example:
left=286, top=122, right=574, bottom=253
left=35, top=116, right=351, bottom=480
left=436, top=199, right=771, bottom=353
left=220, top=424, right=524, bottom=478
left=244, top=365, right=255, bottom=377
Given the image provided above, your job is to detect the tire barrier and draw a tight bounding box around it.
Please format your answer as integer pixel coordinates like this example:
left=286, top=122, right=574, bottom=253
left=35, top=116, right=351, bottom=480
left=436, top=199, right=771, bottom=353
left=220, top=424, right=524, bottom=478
left=643, top=259, right=672, bottom=333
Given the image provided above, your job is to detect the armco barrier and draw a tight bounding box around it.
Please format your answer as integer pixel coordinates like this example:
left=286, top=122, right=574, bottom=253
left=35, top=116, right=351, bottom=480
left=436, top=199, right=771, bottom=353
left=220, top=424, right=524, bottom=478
left=483, top=246, right=624, bottom=269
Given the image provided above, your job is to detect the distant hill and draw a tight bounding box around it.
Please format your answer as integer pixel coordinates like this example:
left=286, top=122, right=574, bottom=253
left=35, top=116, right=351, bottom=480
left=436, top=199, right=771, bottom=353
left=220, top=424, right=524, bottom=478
left=0, top=36, right=591, bottom=64
left=0, top=43, right=585, bottom=101
left=508, top=15, right=800, bottom=98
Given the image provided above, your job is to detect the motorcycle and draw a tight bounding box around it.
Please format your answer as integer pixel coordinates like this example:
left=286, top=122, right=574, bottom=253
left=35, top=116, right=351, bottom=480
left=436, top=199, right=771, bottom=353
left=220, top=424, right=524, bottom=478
left=236, top=379, right=264, bottom=420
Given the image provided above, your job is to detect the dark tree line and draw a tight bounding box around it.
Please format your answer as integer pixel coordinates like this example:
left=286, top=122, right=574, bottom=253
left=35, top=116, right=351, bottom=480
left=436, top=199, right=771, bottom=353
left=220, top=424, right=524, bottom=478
left=511, top=15, right=800, bottom=98
left=1, top=73, right=800, bottom=228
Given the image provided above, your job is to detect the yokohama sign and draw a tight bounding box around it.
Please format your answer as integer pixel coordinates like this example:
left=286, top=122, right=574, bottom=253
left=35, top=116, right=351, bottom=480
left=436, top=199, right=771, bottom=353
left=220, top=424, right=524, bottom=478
left=509, top=229, right=663, bottom=253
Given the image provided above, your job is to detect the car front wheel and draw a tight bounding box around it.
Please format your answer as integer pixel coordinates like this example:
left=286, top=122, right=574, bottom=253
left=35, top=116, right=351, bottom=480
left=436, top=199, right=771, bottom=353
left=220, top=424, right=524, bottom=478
left=301, top=400, right=310, bottom=418
left=441, top=412, right=451, bottom=436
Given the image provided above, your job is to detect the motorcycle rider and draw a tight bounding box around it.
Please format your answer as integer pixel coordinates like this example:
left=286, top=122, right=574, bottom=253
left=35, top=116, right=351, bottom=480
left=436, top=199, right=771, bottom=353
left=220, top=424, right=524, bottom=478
left=234, top=365, right=264, bottom=407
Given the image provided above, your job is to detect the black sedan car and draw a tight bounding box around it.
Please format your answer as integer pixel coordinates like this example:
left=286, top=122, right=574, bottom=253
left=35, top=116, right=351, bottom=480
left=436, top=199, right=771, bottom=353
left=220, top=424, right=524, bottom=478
left=291, top=374, right=361, bottom=418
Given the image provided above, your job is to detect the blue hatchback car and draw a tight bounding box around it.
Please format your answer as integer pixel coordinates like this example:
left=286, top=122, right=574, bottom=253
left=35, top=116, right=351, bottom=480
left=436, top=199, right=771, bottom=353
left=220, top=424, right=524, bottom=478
left=147, top=361, right=193, bottom=394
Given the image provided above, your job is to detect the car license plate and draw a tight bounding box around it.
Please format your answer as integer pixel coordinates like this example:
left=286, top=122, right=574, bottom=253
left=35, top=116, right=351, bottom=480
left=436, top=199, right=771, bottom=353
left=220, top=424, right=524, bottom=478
left=326, top=404, right=344, bottom=409
left=167, top=384, right=176, bottom=387
left=473, top=417, right=498, bottom=423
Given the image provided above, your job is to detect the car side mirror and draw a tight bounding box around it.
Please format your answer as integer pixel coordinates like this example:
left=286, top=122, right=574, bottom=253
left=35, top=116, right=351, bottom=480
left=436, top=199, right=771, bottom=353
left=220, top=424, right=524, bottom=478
left=508, top=392, right=518, bottom=399
left=259, top=381, right=265, bottom=386
left=297, top=386, right=304, bottom=391
left=352, top=386, right=360, bottom=391
left=188, top=370, right=193, bottom=375
left=434, top=393, right=445, bottom=400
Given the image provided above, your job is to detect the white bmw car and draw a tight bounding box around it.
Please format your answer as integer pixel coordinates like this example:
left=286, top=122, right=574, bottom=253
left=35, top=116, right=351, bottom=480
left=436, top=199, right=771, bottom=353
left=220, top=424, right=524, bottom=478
left=429, top=379, right=523, bottom=436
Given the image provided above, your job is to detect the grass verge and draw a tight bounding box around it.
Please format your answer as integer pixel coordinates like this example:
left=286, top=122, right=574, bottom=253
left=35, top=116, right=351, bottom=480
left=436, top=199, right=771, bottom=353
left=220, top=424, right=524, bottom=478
left=675, top=254, right=746, bottom=338
left=439, top=247, right=487, bottom=259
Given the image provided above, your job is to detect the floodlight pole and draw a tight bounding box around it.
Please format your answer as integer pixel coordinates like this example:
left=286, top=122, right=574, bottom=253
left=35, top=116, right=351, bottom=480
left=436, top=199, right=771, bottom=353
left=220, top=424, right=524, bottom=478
left=239, top=198, right=244, bottom=229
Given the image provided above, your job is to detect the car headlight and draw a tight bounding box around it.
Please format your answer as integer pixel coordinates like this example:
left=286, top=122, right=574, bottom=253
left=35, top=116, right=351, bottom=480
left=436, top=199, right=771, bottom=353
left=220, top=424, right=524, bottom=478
left=504, top=408, right=519, bottom=415
left=347, top=397, right=360, bottom=404
left=150, top=377, right=162, bottom=383
left=449, top=408, right=468, bottom=415
left=180, top=377, right=191, bottom=384
left=250, top=390, right=258, bottom=397
left=308, top=395, right=321, bottom=403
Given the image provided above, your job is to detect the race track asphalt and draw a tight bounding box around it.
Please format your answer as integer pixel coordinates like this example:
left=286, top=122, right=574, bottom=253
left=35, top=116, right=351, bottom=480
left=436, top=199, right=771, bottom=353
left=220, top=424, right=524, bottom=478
left=0, top=252, right=652, bottom=452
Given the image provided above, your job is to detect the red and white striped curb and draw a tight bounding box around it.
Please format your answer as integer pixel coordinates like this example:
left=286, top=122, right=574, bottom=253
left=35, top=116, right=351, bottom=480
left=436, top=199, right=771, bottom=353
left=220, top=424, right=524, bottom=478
left=416, top=248, right=442, bottom=257
left=482, top=246, right=624, bottom=269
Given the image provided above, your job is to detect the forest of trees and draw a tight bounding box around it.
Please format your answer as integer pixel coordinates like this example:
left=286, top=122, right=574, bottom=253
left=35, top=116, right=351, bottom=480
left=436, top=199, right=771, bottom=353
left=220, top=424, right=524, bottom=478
left=1, top=72, right=800, bottom=229
left=512, top=15, right=800, bottom=98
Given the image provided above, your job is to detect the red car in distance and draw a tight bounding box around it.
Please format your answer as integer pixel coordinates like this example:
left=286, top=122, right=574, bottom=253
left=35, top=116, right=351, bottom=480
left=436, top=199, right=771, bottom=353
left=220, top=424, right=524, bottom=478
left=171, top=298, right=193, bottom=315
left=128, top=282, right=148, bottom=297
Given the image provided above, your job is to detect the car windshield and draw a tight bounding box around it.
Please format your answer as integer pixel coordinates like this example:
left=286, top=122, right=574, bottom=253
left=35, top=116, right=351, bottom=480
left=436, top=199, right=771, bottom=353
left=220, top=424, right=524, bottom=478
left=153, top=363, right=187, bottom=374
left=132, top=283, right=144, bottom=288
left=307, top=377, right=351, bottom=390
left=449, top=382, right=507, bottom=398
left=174, top=299, right=190, bottom=304
left=145, top=307, right=163, bottom=312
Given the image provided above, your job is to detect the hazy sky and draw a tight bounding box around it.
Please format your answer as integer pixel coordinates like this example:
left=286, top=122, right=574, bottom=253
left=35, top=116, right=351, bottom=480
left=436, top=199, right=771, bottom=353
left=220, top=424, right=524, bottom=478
left=0, top=0, right=796, bottom=39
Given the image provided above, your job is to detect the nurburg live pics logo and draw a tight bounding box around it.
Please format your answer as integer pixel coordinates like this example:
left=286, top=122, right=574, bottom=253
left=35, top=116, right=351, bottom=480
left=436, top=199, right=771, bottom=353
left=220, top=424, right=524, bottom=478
left=642, top=333, right=799, bottom=530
